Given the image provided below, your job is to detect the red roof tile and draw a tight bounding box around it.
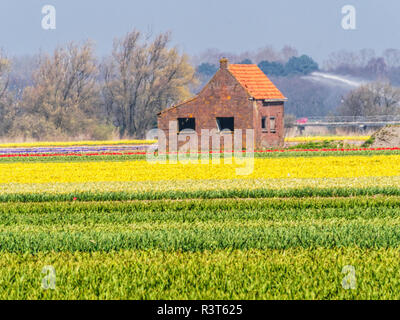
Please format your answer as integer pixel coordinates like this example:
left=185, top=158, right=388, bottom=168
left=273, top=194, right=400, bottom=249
left=228, top=64, right=286, bottom=100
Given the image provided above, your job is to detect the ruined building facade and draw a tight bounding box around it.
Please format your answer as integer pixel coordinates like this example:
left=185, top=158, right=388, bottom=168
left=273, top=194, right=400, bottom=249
left=157, top=58, right=287, bottom=150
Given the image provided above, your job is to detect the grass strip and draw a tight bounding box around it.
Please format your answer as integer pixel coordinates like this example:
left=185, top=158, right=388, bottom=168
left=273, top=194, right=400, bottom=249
left=1, top=186, right=400, bottom=202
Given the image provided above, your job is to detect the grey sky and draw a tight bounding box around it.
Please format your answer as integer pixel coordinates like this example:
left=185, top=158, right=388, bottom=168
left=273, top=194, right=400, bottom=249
left=0, top=0, right=398, bottom=63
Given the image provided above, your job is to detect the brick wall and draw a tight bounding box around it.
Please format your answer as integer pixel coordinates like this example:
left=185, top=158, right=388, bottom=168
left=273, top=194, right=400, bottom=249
left=253, top=101, right=285, bottom=148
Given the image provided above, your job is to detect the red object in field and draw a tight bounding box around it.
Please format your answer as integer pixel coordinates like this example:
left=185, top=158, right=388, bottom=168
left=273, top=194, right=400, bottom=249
left=296, top=117, right=308, bottom=124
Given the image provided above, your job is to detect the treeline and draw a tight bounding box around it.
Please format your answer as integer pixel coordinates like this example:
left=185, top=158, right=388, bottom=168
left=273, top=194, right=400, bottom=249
left=324, top=49, right=400, bottom=117
left=195, top=48, right=335, bottom=117
left=195, top=47, right=400, bottom=118
left=324, top=48, right=400, bottom=84
left=0, top=30, right=196, bottom=141
left=338, top=81, right=400, bottom=117
left=2, top=36, right=400, bottom=141
left=272, top=76, right=346, bottom=117
left=195, top=47, right=400, bottom=82
left=196, top=54, right=319, bottom=78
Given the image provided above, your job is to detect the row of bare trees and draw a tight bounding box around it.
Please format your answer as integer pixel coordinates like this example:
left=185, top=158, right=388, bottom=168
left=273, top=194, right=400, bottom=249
left=0, top=53, right=14, bottom=137
left=0, top=30, right=196, bottom=141
left=323, top=48, right=400, bottom=84
left=338, top=82, right=400, bottom=117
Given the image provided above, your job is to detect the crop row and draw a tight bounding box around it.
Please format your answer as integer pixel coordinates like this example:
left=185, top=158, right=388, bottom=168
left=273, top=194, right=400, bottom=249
left=1, top=175, right=399, bottom=198
left=1, top=195, right=400, bottom=251
left=2, top=248, right=400, bottom=299
left=1, top=186, right=400, bottom=202
left=1, top=149, right=400, bottom=163
left=5, top=217, right=400, bottom=234
left=1, top=197, right=400, bottom=224
left=2, top=224, right=400, bottom=252
left=1, top=205, right=399, bottom=229
left=1, top=155, right=399, bottom=184
left=0, top=136, right=369, bottom=150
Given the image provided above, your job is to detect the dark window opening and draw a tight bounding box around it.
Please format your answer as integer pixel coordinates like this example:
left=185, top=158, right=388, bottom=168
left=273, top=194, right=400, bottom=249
left=178, top=118, right=195, bottom=132
left=261, top=117, right=267, bottom=130
left=263, top=101, right=283, bottom=106
left=270, top=117, right=276, bottom=133
left=216, top=117, right=234, bottom=131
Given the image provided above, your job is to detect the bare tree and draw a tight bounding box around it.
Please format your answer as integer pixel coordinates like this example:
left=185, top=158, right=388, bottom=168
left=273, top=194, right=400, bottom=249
left=0, top=52, right=10, bottom=101
left=358, top=49, right=376, bottom=67
left=0, top=51, right=15, bottom=136
left=102, top=30, right=197, bottom=138
left=13, top=41, right=102, bottom=140
left=365, top=57, right=387, bottom=78
left=383, top=49, right=400, bottom=68
left=323, top=50, right=357, bottom=71
left=192, top=45, right=296, bottom=66
left=8, top=54, right=40, bottom=99
left=337, top=82, right=400, bottom=117
left=252, top=46, right=281, bottom=64
left=191, top=48, right=239, bottom=66
left=280, top=45, right=299, bottom=63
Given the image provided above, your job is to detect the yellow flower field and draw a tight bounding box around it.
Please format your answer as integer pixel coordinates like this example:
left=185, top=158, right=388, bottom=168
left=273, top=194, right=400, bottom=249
left=1, top=155, right=399, bottom=184
left=1, top=176, right=399, bottom=195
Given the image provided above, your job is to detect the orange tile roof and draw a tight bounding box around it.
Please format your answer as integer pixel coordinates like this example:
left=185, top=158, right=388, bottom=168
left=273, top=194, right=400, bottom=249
left=228, top=64, right=287, bottom=100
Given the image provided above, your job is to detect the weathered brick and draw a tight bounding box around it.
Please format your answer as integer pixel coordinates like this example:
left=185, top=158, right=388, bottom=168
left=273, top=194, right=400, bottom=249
left=158, top=59, right=285, bottom=151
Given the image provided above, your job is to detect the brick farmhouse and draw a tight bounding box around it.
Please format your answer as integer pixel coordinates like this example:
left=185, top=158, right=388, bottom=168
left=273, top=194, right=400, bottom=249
left=157, top=58, right=287, bottom=150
